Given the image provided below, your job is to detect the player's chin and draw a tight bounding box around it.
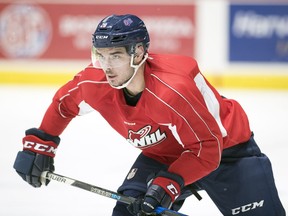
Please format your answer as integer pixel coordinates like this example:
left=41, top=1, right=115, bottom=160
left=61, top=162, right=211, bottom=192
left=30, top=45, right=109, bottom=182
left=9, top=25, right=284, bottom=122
left=108, top=80, right=120, bottom=88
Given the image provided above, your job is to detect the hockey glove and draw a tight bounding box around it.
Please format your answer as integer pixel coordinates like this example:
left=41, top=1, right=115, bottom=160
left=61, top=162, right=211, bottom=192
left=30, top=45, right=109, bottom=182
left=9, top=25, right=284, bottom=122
left=128, top=171, right=184, bottom=215
left=13, top=128, right=60, bottom=187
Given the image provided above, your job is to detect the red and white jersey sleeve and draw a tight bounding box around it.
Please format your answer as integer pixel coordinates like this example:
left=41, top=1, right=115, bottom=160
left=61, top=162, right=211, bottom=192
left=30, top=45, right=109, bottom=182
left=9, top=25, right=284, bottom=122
left=38, top=66, right=109, bottom=136
left=39, top=54, right=251, bottom=185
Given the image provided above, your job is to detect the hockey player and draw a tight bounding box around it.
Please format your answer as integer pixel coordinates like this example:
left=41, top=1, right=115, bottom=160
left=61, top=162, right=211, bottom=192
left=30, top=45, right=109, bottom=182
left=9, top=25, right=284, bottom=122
left=13, top=14, right=285, bottom=216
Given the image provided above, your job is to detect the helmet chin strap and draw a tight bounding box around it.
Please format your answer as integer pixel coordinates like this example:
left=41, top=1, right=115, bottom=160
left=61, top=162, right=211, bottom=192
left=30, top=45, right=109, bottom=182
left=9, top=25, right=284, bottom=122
left=111, top=53, right=149, bottom=89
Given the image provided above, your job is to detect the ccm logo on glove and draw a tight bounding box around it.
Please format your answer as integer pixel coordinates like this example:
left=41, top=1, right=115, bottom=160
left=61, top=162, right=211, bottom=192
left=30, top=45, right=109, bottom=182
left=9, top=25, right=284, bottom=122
left=153, top=176, right=182, bottom=202
left=23, top=135, right=58, bottom=157
left=167, top=183, right=179, bottom=196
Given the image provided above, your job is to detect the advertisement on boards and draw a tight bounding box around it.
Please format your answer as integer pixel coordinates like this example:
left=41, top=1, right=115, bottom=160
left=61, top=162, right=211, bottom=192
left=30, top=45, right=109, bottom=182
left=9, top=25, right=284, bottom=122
left=0, top=2, right=196, bottom=59
left=229, top=4, right=288, bottom=62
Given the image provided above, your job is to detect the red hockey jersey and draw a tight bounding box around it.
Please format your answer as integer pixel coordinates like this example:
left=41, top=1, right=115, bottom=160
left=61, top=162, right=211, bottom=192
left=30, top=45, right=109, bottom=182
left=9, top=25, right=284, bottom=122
left=39, top=54, right=251, bottom=185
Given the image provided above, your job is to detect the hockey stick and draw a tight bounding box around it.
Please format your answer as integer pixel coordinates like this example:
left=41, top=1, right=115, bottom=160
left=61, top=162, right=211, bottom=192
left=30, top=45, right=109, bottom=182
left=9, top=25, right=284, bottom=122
left=41, top=172, right=188, bottom=216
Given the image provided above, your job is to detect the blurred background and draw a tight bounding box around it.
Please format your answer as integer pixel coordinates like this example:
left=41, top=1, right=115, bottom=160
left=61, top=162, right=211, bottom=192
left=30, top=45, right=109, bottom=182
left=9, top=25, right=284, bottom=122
left=0, top=0, right=287, bottom=215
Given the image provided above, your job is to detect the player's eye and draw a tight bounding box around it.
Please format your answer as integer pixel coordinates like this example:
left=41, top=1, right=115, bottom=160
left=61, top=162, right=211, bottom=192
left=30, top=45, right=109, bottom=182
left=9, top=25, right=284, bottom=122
left=97, top=53, right=105, bottom=60
left=112, top=54, right=121, bottom=60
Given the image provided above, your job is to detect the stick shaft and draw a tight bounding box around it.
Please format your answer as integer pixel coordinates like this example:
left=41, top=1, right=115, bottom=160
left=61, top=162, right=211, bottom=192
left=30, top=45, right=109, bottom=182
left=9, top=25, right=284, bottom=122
left=41, top=171, right=135, bottom=204
left=41, top=172, right=188, bottom=216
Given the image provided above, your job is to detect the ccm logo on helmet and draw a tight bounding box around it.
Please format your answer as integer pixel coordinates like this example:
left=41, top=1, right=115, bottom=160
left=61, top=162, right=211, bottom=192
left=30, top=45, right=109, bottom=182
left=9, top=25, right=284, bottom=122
left=23, top=141, right=57, bottom=154
left=95, top=35, right=108, bottom=39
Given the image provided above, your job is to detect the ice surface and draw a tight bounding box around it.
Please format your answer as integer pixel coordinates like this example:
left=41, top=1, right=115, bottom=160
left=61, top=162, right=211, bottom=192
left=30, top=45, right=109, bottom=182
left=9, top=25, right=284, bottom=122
left=0, top=86, right=287, bottom=215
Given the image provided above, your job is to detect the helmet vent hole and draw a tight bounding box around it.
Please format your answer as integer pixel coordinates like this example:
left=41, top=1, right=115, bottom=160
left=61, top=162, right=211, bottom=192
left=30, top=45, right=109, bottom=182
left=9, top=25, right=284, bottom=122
left=111, top=35, right=127, bottom=42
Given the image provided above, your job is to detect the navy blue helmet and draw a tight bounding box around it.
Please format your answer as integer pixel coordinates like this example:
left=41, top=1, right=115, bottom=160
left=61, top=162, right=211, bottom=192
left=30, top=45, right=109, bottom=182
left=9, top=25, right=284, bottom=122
left=92, top=14, right=150, bottom=55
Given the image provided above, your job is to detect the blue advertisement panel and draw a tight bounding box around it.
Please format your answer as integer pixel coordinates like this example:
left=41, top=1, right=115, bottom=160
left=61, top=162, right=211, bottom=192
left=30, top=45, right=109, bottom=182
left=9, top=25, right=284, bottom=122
left=229, top=4, right=288, bottom=62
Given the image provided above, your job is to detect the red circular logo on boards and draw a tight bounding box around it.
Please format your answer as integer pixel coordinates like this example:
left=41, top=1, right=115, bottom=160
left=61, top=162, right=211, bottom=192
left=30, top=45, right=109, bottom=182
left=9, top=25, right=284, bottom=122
left=0, top=3, right=52, bottom=58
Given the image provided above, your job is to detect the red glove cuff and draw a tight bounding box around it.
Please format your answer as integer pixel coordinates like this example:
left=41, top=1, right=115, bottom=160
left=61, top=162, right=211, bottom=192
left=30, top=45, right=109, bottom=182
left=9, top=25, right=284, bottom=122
left=152, top=176, right=181, bottom=202
left=23, top=135, right=58, bottom=158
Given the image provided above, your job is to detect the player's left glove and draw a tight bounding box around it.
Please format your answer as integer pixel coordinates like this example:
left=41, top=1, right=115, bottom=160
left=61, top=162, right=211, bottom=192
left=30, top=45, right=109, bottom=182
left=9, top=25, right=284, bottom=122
left=127, top=171, right=184, bottom=215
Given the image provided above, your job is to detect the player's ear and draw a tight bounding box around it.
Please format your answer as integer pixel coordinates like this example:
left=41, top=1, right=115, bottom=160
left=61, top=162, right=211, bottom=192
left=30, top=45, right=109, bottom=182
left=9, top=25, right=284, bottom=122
left=133, top=44, right=145, bottom=65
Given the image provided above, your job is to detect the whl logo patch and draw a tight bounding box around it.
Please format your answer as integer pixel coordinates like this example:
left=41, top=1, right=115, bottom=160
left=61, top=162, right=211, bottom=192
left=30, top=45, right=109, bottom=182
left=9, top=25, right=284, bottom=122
left=127, top=125, right=166, bottom=149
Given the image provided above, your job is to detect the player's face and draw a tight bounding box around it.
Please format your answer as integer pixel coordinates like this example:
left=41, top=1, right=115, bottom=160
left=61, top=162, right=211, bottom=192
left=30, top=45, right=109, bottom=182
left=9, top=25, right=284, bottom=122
left=92, top=47, right=134, bottom=87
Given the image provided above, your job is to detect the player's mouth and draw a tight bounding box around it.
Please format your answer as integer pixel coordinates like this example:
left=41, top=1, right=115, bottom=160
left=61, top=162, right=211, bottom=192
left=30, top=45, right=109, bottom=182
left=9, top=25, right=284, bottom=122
left=107, top=74, right=117, bottom=79
left=106, top=74, right=119, bottom=83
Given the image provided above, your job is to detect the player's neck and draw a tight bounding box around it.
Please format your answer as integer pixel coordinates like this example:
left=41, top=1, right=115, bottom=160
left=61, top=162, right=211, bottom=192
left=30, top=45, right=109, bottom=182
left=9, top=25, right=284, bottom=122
left=125, top=65, right=145, bottom=96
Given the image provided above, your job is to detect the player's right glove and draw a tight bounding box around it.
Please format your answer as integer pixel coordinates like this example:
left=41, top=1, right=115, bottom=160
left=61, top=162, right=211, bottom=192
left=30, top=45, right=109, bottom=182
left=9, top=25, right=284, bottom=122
left=13, top=128, right=60, bottom=187
left=127, top=171, right=184, bottom=215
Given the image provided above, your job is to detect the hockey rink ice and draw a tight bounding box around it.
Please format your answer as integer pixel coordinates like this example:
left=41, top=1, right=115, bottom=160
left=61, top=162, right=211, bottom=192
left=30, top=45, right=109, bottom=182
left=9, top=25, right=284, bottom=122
left=1, top=85, right=287, bottom=215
